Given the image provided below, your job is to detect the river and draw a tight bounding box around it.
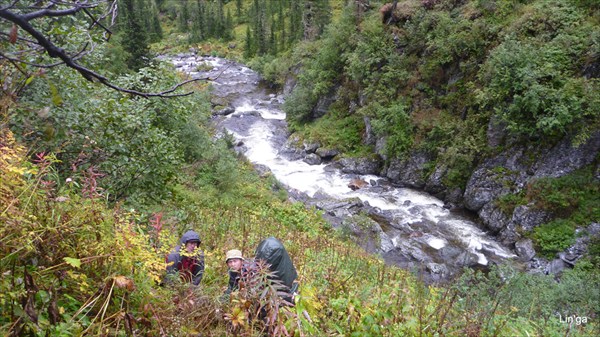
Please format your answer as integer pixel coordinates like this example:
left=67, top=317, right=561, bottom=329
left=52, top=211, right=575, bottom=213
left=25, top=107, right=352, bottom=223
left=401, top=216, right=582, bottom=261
left=166, top=53, right=516, bottom=283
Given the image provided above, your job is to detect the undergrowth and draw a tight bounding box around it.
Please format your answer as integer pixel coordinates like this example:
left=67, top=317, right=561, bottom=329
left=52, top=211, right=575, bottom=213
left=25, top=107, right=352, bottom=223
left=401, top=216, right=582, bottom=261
left=2, top=124, right=599, bottom=336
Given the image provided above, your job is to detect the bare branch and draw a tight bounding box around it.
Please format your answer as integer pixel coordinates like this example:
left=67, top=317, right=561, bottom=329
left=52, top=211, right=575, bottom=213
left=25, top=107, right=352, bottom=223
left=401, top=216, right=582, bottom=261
left=83, top=8, right=112, bottom=38
left=0, top=1, right=19, bottom=11
left=23, top=7, right=87, bottom=21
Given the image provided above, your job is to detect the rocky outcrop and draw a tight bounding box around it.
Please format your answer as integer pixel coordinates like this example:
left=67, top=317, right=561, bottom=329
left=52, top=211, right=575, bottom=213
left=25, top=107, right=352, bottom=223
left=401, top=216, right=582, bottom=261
left=214, top=106, right=235, bottom=116
left=385, top=151, right=433, bottom=189
left=315, top=147, right=339, bottom=160
left=312, top=85, right=339, bottom=120
left=532, top=132, right=600, bottom=179
left=464, top=134, right=599, bottom=248
left=303, top=153, right=322, bottom=165
left=515, top=239, right=536, bottom=262
left=339, top=157, right=382, bottom=175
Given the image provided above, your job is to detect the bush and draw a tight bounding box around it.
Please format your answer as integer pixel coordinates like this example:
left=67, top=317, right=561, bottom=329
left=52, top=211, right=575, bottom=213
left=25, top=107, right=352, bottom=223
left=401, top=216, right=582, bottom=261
left=533, top=219, right=576, bottom=258
left=10, top=61, right=210, bottom=203
left=368, top=101, right=414, bottom=158
left=478, top=1, right=599, bottom=140
left=283, top=5, right=355, bottom=124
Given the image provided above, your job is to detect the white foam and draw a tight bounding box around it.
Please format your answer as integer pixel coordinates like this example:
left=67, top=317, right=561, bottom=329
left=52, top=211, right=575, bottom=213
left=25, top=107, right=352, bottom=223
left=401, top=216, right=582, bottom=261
left=427, top=237, right=447, bottom=250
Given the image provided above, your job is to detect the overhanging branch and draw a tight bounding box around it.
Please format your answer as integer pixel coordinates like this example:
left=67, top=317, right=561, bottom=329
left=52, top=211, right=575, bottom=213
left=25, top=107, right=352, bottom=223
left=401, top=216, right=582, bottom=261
left=0, top=1, right=205, bottom=98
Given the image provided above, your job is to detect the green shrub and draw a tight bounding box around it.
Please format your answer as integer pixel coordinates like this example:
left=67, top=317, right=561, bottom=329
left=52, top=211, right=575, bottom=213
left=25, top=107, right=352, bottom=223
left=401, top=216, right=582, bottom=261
left=368, top=101, right=414, bottom=158
left=478, top=1, right=599, bottom=141
left=283, top=5, right=355, bottom=123
left=10, top=61, right=209, bottom=203
left=496, top=192, right=527, bottom=214
left=533, top=219, right=576, bottom=258
left=526, top=166, right=600, bottom=221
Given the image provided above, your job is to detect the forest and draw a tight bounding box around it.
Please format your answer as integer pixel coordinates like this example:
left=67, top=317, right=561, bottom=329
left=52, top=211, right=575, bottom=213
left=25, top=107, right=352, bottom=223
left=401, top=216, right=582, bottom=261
left=1, top=0, right=599, bottom=336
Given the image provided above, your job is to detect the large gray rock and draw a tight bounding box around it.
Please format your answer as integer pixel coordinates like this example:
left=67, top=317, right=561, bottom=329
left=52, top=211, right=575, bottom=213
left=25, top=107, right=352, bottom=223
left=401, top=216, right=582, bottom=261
left=315, top=147, right=339, bottom=159
left=533, top=132, right=600, bottom=179
left=498, top=222, right=521, bottom=246
left=464, top=147, right=531, bottom=211
left=253, top=164, right=272, bottom=178
left=303, top=153, right=322, bottom=165
left=479, top=203, right=510, bottom=233
left=511, top=205, right=552, bottom=232
left=439, top=246, right=462, bottom=260
left=546, top=258, right=568, bottom=275
left=339, top=157, right=382, bottom=175
left=283, top=66, right=300, bottom=96
left=214, top=106, right=235, bottom=116
left=312, top=85, right=339, bottom=119
left=455, top=251, right=480, bottom=267
left=364, top=116, right=376, bottom=146
left=279, top=135, right=305, bottom=160
left=303, top=141, right=320, bottom=154
left=424, top=165, right=447, bottom=196
left=385, top=151, right=433, bottom=189
left=515, top=239, right=536, bottom=261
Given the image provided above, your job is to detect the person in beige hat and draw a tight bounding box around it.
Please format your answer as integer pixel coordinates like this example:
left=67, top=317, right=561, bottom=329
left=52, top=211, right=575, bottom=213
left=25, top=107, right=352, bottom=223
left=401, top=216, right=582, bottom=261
left=224, top=249, right=244, bottom=296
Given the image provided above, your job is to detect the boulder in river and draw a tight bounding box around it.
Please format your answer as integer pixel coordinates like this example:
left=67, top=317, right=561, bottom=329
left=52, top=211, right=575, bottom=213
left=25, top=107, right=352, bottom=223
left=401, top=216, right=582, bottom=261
left=348, top=178, right=368, bottom=191
left=303, top=153, right=322, bottom=165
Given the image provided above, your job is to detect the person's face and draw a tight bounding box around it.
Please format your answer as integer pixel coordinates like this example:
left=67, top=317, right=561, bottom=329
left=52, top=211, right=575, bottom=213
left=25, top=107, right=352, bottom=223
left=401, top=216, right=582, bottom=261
left=227, top=258, right=243, bottom=271
left=185, top=241, right=199, bottom=253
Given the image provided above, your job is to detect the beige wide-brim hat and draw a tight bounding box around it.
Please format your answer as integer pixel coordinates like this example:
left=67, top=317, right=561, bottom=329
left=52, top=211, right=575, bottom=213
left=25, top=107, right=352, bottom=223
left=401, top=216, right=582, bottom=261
left=225, top=249, right=243, bottom=263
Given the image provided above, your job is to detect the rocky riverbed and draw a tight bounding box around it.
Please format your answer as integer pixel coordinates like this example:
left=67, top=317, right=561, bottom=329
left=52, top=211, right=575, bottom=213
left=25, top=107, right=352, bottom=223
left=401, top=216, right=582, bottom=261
left=164, top=53, right=529, bottom=283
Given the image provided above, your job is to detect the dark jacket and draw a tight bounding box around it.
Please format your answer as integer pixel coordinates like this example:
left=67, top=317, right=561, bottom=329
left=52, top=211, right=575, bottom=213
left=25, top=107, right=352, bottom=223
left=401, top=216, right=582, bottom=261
left=225, top=270, right=240, bottom=295
left=166, top=230, right=205, bottom=286
left=255, top=237, right=297, bottom=291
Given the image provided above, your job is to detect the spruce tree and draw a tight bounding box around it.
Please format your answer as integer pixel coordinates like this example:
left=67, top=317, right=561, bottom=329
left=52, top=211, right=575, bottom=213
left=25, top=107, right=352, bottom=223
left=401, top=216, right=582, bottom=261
left=289, top=0, right=303, bottom=44
left=121, top=0, right=150, bottom=71
left=179, top=0, right=190, bottom=32
left=244, top=25, right=253, bottom=58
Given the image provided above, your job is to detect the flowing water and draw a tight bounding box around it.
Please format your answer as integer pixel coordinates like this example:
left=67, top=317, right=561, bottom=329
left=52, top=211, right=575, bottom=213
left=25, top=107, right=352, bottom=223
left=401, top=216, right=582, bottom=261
left=167, top=54, right=516, bottom=282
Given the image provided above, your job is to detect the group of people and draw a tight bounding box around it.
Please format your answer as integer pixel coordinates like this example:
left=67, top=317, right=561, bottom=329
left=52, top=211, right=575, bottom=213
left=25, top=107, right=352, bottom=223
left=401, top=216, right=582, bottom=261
left=164, top=230, right=298, bottom=303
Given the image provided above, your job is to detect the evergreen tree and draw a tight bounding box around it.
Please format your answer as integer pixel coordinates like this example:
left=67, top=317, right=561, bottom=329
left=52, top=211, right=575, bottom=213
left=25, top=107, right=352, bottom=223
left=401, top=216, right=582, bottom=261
left=120, top=0, right=150, bottom=71
left=236, top=0, right=243, bottom=18
left=313, top=0, right=331, bottom=37
left=244, top=25, right=253, bottom=58
left=142, top=0, right=162, bottom=43
left=225, top=9, right=234, bottom=41
left=179, top=0, right=190, bottom=32
left=278, top=1, right=286, bottom=51
left=217, top=0, right=225, bottom=38
left=269, top=21, right=277, bottom=55
left=289, top=0, right=303, bottom=45
left=190, top=0, right=205, bottom=43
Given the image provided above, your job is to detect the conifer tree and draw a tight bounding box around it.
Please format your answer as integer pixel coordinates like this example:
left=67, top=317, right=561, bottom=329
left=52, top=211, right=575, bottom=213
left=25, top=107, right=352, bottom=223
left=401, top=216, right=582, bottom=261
left=236, top=0, right=243, bottom=18
left=269, top=21, right=277, bottom=55
left=289, top=0, right=303, bottom=45
left=225, top=9, right=234, bottom=41
left=244, top=25, right=253, bottom=58
left=121, top=0, right=150, bottom=71
left=189, top=0, right=205, bottom=43
left=179, top=0, right=190, bottom=32
left=278, top=1, right=286, bottom=51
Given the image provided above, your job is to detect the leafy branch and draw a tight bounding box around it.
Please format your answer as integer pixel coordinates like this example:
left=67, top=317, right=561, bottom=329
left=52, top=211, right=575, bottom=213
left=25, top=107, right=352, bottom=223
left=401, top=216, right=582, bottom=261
left=0, top=0, right=206, bottom=98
